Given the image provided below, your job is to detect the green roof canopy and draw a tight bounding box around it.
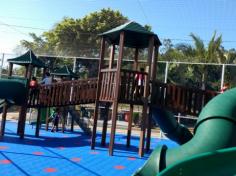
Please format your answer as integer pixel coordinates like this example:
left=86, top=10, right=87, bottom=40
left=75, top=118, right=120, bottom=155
left=51, top=65, right=78, bottom=78
left=8, top=50, right=46, bottom=68
left=100, top=21, right=161, bottom=48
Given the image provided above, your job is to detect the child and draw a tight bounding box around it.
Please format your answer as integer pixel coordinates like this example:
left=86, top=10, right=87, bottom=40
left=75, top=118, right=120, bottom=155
left=134, top=68, right=145, bottom=97
left=220, top=83, right=229, bottom=93
left=29, top=77, right=38, bottom=104
left=50, top=108, right=61, bottom=132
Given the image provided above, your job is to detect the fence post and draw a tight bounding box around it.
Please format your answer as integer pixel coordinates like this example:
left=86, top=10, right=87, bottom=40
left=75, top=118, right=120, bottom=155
left=159, top=61, right=170, bottom=139
left=177, top=113, right=181, bottom=123
left=0, top=53, right=4, bottom=78
left=220, top=64, right=226, bottom=89
left=164, top=61, right=169, bottom=83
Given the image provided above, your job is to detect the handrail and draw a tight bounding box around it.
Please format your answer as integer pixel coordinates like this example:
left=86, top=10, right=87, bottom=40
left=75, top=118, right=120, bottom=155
left=152, top=81, right=218, bottom=116
left=28, top=78, right=98, bottom=108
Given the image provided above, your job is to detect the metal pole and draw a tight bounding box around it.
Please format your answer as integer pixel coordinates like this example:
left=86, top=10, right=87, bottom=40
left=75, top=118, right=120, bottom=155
left=0, top=53, right=5, bottom=78
left=220, top=64, right=226, bottom=89
left=159, top=61, right=170, bottom=139
left=164, top=61, right=169, bottom=83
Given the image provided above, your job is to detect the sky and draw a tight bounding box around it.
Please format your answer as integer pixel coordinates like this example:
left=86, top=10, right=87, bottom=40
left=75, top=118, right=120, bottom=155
left=0, top=0, right=236, bottom=56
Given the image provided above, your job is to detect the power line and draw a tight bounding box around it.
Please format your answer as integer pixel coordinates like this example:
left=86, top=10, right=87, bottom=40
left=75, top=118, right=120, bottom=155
left=2, top=20, right=236, bottom=44
left=0, top=20, right=29, bottom=37
left=0, top=23, right=49, bottom=31
left=137, top=0, right=150, bottom=25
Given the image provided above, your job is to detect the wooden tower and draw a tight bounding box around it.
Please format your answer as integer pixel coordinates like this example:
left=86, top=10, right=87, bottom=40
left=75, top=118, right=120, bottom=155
left=7, top=50, right=46, bottom=139
left=91, top=21, right=161, bottom=157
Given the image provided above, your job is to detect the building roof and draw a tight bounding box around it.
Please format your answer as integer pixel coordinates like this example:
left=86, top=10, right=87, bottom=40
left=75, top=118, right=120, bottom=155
left=7, top=50, right=46, bottom=68
left=100, top=21, right=161, bottom=48
left=51, top=65, right=78, bottom=78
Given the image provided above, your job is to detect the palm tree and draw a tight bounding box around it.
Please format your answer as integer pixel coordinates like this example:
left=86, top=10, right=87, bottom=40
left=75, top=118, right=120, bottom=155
left=177, top=32, right=224, bottom=89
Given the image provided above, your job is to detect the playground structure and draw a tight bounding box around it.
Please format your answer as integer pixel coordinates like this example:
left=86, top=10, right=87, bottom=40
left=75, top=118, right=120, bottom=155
left=1, top=21, right=234, bottom=175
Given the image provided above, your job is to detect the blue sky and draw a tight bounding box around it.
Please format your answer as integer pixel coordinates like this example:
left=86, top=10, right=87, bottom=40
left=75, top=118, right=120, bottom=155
left=0, top=0, right=236, bottom=54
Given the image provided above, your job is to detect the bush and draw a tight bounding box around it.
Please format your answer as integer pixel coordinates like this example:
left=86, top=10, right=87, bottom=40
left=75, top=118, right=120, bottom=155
left=133, top=112, right=140, bottom=125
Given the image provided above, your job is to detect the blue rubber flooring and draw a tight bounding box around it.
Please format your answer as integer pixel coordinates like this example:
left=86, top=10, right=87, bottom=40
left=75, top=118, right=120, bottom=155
left=0, top=121, right=177, bottom=176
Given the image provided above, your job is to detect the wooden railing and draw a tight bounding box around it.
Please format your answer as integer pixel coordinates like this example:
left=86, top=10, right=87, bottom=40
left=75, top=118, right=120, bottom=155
left=99, top=69, right=117, bottom=102
left=28, top=78, right=97, bottom=108
left=27, top=73, right=218, bottom=116
left=152, top=82, right=218, bottom=116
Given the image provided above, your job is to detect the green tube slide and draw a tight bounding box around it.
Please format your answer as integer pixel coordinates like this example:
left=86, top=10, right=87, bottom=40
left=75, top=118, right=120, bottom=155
left=151, top=107, right=193, bottom=145
left=133, top=87, right=236, bottom=176
left=158, top=147, right=236, bottom=176
left=0, top=78, right=28, bottom=106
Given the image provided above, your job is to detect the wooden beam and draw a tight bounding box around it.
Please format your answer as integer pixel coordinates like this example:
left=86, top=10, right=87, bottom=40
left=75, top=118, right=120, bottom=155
left=0, top=103, right=7, bottom=137
left=91, top=37, right=106, bottom=149
left=146, top=108, right=152, bottom=152
left=101, top=103, right=110, bottom=146
left=70, top=115, right=74, bottom=132
left=126, top=104, right=133, bottom=147
left=45, top=108, right=50, bottom=131
left=146, top=46, right=159, bottom=151
left=133, top=48, right=139, bottom=70
left=150, top=46, right=159, bottom=81
left=35, top=108, right=41, bottom=137
left=27, top=64, right=33, bottom=79
left=24, top=65, right=29, bottom=78
left=109, top=44, right=115, bottom=69
left=18, top=104, right=28, bottom=139
left=109, top=31, right=125, bottom=156
left=8, top=63, right=13, bottom=77
left=138, top=36, right=154, bottom=157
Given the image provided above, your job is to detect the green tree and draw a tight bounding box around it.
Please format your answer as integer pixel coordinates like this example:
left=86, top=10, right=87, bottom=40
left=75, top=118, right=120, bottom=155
left=21, top=8, right=128, bottom=58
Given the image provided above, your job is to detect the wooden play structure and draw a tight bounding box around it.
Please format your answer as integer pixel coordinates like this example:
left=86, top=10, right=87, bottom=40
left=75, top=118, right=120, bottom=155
left=90, top=21, right=161, bottom=156
left=0, top=22, right=218, bottom=157
left=6, top=50, right=46, bottom=138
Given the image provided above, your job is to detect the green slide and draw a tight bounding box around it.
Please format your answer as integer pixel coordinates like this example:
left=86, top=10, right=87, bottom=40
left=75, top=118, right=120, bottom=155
left=158, top=147, right=236, bottom=176
left=134, top=87, right=236, bottom=176
left=0, top=78, right=28, bottom=110
left=150, top=107, right=193, bottom=145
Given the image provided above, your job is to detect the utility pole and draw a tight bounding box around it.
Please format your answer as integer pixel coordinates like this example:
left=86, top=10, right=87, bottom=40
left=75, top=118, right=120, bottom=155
left=0, top=53, right=4, bottom=78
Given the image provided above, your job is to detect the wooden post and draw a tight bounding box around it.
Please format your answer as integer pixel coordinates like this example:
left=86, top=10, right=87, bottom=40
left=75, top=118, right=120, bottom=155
left=138, top=36, right=154, bottom=157
left=0, top=103, right=7, bottom=137
left=150, top=46, right=159, bottom=81
left=70, top=115, right=74, bottom=131
left=91, top=37, right=106, bottom=149
left=101, top=103, right=109, bottom=146
left=45, top=108, right=50, bottom=131
left=8, top=63, right=13, bottom=77
left=109, top=44, right=115, bottom=69
left=126, top=104, right=133, bottom=147
left=35, top=108, right=41, bottom=137
left=27, top=64, right=33, bottom=79
left=24, top=65, right=29, bottom=78
left=146, top=46, right=159, bottom=151
left=62, top=108, right=66, bottom=133
left=109, top=31, right=125, bottom=156
left=18, top=103, right=28, bottom=139
left=133, top=48, right=139, bottom=70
